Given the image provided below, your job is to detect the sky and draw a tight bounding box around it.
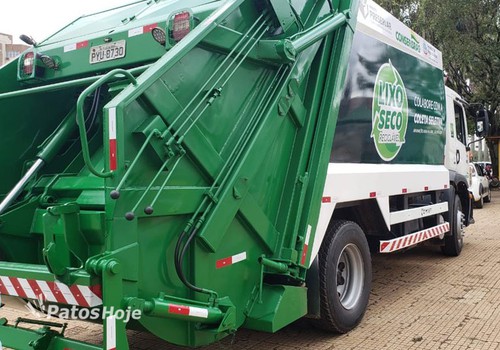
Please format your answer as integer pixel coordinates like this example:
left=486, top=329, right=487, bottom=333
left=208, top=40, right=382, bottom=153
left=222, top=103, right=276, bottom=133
left=0, top=1, right=133, bottom=44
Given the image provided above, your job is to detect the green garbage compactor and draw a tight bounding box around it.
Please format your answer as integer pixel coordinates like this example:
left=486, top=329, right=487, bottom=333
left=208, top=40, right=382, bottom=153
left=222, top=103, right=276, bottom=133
left=0, top=0, right=361, bottom=348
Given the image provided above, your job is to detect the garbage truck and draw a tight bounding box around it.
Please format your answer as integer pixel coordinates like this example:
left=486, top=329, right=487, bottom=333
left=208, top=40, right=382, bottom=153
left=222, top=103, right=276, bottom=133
left=0, top=0, right=482, bottom=348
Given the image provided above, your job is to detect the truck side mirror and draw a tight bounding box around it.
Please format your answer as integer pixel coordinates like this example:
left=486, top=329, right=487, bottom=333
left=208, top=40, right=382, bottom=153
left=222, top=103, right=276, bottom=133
left=475, top=109, right=490, bottom=138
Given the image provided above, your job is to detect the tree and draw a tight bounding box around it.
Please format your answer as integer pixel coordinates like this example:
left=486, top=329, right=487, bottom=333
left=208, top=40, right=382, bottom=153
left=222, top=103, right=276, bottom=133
left=377, top=0, right=500, bottom=175
left=375, top=0, right=420, bottom=25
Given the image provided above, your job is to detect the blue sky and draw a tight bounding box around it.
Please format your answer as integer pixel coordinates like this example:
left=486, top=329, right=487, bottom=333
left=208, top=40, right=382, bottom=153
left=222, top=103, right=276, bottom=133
left=1, top=1, right=131, bottom=44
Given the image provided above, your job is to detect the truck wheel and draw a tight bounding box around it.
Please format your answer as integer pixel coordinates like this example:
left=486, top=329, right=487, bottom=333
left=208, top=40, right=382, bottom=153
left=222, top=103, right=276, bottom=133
left=314, top=220, right=371, bottom=333
left=441, top=193, right=464, bottom=256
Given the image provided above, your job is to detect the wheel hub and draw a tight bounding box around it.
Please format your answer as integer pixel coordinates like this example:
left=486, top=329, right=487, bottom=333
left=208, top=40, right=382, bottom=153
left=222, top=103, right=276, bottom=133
left=336, top=244, right=364, bottom=310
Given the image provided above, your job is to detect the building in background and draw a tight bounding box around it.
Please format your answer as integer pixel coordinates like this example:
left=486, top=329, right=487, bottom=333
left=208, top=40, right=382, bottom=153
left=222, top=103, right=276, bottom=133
left=0, top=33, right=29, bottom=66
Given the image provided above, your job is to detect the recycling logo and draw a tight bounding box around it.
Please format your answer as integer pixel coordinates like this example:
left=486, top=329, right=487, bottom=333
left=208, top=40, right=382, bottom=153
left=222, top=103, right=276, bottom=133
left=371, top=61, right=408, bottom=161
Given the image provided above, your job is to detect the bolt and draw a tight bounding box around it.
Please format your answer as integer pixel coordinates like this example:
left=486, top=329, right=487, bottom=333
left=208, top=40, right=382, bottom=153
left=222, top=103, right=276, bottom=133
left=110, top=190, right=120, bottom=199
left=107, top=261, right=121, bottom=275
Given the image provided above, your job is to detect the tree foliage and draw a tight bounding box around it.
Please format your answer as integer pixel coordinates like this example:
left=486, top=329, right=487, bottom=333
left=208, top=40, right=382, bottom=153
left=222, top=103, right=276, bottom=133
left=377, top=0, right=500, bottom=174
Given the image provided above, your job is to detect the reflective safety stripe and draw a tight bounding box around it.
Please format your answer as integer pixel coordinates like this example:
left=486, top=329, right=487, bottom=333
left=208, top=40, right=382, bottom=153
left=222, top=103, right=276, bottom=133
left=64, top=40, right=88, bottom=52
left=106, top=316, right=116, bottom=350
left=169, top=304, right=209, bottom=318
left=0, top=276, right=102, bottom=307
left=109, top=108, right=117, bottom=171
left=216, top=252, right=247, bottom=269
left=128, top=23, right=158, bottom=37
left=380, top=222, right=450, bottom=253
left=301, top=225, right=312, bottom=265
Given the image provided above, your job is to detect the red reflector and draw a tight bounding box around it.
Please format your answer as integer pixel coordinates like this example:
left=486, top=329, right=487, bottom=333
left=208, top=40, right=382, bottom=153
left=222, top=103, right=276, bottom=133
left=424, top=186, right=429, bottom=191
left=23, top=52, right=35, bottom=75
left=215, top=256, right=232, bottom=269
left=402, top=188, right=408, bottom=193
left=322, top=197, right=331, bottom=203
left=76, top=40, right=88, bottom=49
left=172, top=12, right=191, bottom=42
left=444, top=184, right=448, bottom=189
left=143, top=23, right=158, bottom=33
left=169, top=304, right=190, bottom=315
left=109, top=139, right=117, bottom=171
left=369, top=192, right=376, bottom=198
left=301, top=244, right=309, bottom=265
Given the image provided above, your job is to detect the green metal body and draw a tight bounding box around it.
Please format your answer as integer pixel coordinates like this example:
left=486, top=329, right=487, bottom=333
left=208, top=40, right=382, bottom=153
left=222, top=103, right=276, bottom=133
left=0, top=0, right=358, bottom=348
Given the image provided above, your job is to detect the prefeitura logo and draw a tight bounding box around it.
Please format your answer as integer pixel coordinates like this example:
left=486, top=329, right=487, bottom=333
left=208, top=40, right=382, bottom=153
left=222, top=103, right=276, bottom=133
left=371, top=61, right=408, bottom=161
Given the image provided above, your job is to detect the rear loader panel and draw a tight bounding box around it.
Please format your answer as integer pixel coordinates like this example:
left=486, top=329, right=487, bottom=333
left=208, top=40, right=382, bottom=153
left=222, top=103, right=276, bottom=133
left=0, top=0, right=360, bottom=348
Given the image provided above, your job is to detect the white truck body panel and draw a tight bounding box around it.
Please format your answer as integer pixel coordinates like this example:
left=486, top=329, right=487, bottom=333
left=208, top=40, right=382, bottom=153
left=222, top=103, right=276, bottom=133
left=310, top=163, right=449, bottom=265
left=308, top=0, right=470, bottom=266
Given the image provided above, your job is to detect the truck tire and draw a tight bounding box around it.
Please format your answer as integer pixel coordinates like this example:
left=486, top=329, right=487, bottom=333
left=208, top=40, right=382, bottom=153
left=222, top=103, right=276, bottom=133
left=441, top=193, right=464, bottom=256
left=314, top=220, right=371, bottom=333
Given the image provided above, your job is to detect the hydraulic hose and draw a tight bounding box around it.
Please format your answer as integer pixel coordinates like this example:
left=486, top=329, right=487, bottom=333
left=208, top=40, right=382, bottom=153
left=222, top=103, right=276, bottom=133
left=174, top=221, right=217, bottom=298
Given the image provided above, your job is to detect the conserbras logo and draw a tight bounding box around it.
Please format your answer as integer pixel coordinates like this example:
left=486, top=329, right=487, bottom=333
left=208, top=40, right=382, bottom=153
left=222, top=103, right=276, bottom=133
left=395, top=31, right=421, bottom=53
left=371, top=60, right=408, bottom=161
left=360, top=0, right=370, bottom=18
left=24, top=294, right=141, bottom=322
left=360, top=0, right=392, bottom=31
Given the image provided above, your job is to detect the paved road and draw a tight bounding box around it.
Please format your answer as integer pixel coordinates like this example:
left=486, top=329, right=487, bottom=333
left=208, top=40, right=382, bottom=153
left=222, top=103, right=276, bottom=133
left=2, top=191, right=500, bottom=350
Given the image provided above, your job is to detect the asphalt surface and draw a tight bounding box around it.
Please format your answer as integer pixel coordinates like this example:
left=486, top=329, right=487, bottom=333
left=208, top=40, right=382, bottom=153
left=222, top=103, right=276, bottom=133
left=2, top=191, right=500, bottom=350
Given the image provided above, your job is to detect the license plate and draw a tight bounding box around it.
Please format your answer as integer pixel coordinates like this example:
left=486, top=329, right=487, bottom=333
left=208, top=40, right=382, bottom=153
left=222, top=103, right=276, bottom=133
left=89, top=40, right=126, bottom=64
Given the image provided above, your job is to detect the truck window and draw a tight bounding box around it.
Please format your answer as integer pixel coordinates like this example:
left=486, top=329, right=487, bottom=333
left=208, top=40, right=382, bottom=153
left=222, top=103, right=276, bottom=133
left=454, top=103, right=467, bottom=145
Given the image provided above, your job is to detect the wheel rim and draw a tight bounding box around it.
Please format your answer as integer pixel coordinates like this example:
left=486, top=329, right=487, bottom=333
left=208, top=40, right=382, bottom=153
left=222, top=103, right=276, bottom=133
left=336, top=243, right=364, bottom=310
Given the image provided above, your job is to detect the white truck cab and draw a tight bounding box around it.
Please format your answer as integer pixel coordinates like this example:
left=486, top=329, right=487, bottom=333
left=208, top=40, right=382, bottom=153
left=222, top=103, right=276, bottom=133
left=444, top=85, right=492, bottom=223
left=445, top=87, right=470, bottom=178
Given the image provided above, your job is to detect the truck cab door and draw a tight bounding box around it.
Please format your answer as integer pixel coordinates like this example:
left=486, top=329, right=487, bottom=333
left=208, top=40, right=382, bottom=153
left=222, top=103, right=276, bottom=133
left=445, top=91, right=469, bottom=178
